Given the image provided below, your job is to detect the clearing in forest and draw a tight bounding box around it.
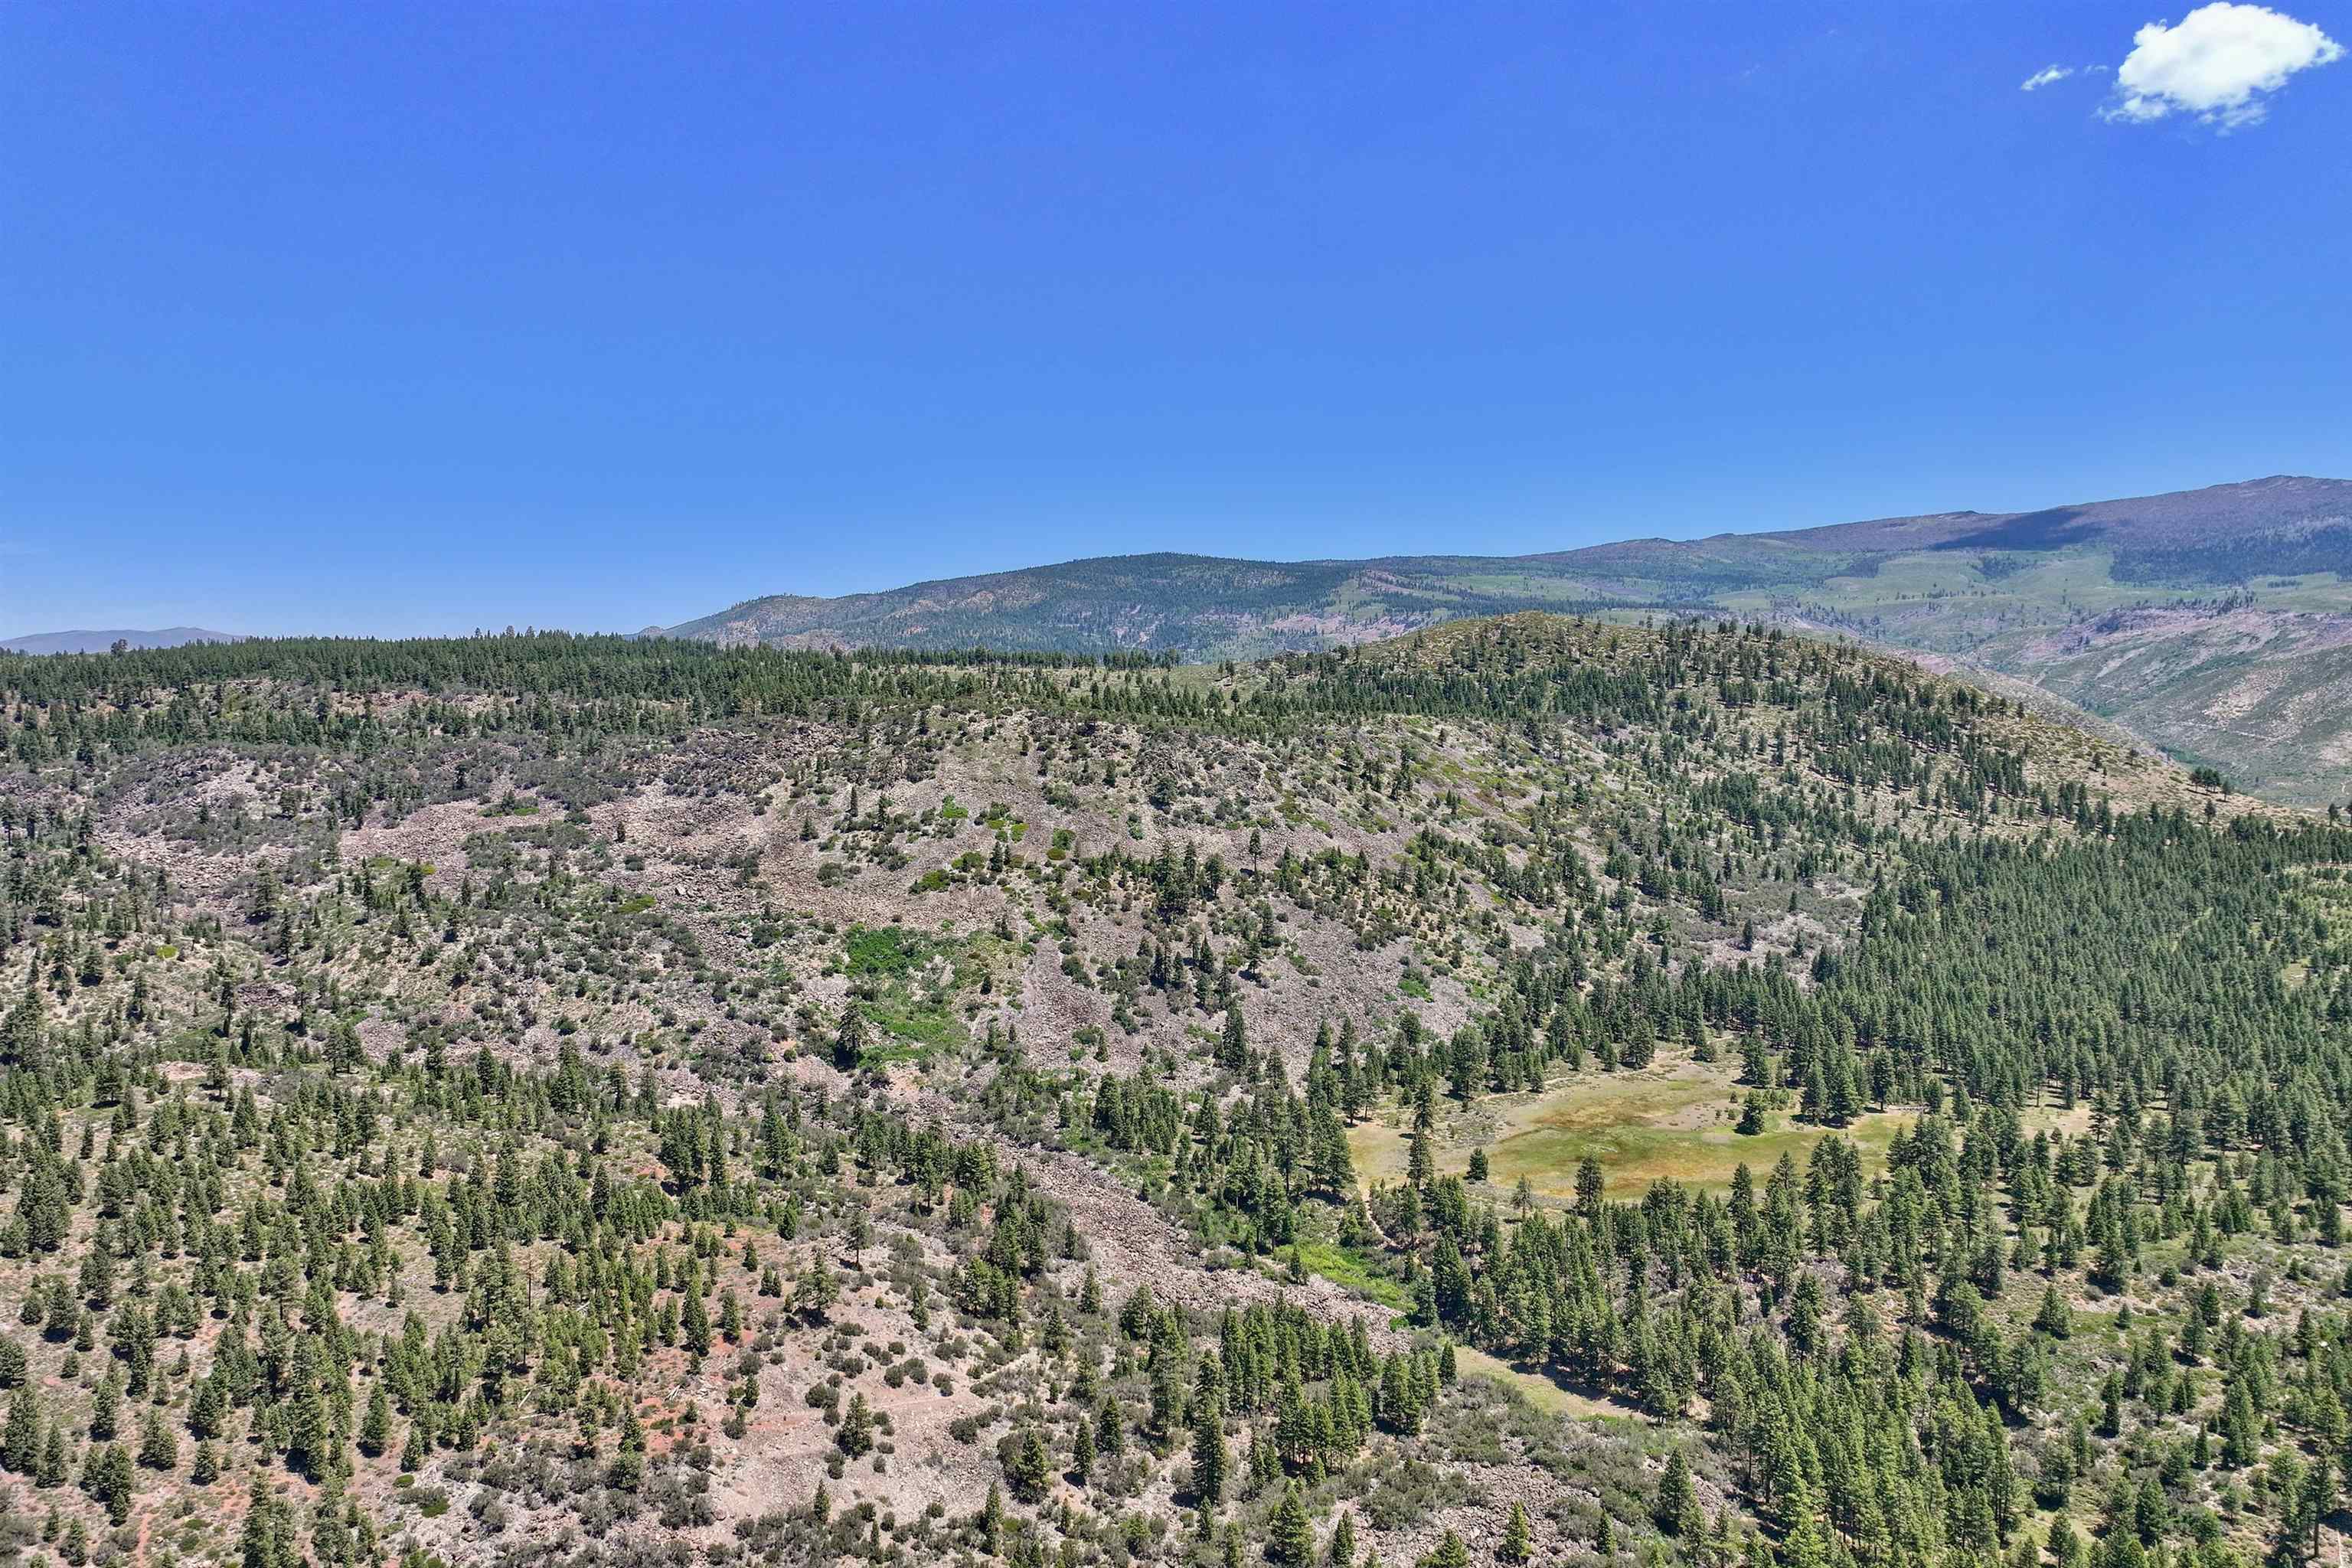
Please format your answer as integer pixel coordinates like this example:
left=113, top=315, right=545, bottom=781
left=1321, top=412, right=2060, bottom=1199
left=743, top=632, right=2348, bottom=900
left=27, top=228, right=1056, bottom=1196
left=1350, top=1052, right=1914, bottom=1200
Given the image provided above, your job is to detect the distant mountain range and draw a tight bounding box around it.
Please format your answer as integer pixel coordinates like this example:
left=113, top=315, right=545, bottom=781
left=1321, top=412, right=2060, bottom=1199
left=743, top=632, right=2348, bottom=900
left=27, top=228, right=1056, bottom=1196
left=0, top=627, right=245, bottom=655
left=653, top=475, right=2352, bottom=803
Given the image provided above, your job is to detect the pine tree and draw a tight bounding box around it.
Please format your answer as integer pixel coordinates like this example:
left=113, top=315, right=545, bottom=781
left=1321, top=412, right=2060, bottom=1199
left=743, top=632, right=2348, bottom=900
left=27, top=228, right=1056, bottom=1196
left=681, top=1281, right=713, bottom=1358
left=241, top=1476, right=293, bottom=1568
left=833, top=1006, right=867, bottom=1072
left=1218, top=1003, right=1249, bottom=1072
left=189, top=1374, right=227, bottom=1439
left=38, top=1422, right=67, bottom=1487
left=1498, top=1500, right=1532, bottom=1563
left=1419, top=1530, right=1468, bottom=1568
left=358, top=1384, right=392, bottom=1457
left=976, top=1481, right=1004, bottom=1554
left=84, top=1442, right=134, bottom=1525
left=1, top=1387, right=38, bottom=1472
left=1191, top=1393, right=1229, bottom=1508
left=137, top=1410, right=178, bottom=1471
left=2280, top=1457, right=2336, bottom=1565
left=792, top=1256, right=839, bottom=1322
left=1004, top=1425, right=1051, bottom=1503
left=837, top=1391, right=875, bottom=1458
left=1328, top=1510, right=1357, bottom=1568
left=1655, top=1448, right=1695, bottom=1534
left=1268, top=1480, right=1315, bottom=1566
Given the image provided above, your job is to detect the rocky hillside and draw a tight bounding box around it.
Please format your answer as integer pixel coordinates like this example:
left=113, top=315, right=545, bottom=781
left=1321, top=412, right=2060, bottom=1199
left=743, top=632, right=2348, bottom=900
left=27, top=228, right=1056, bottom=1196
left=1, top=619, right=2348, bottom=1568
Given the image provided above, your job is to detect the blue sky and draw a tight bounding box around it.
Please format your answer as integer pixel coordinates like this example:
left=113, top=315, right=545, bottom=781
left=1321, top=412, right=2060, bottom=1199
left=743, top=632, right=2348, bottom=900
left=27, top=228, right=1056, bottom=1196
left=5, top=2, right=2347, bottom=636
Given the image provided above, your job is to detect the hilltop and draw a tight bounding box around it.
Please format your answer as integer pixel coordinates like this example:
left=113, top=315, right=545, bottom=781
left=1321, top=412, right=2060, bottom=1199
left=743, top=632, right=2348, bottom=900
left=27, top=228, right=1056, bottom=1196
left=655, top=476, right=2352, bottom=802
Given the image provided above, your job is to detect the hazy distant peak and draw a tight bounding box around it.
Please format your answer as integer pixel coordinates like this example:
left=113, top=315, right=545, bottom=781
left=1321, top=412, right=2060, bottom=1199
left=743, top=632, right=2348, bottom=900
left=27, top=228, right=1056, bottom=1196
left=0, top=627, right=246, bottom=655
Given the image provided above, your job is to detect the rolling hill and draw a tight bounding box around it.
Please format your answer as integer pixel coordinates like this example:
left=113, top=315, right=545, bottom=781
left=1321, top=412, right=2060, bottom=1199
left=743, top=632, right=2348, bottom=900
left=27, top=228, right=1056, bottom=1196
left=0, top=626, right=245, bottom=655
left=5, top=619, right=2349, bottom=1566
left=656, top=475, right=2352, bottom=802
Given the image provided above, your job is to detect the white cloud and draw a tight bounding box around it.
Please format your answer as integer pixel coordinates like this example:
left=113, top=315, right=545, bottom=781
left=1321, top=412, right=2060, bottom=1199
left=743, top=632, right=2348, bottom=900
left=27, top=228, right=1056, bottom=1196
left=2106, top=2, right=2343, bottom=127
left=2021, top=64, right=2077, bottom=90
